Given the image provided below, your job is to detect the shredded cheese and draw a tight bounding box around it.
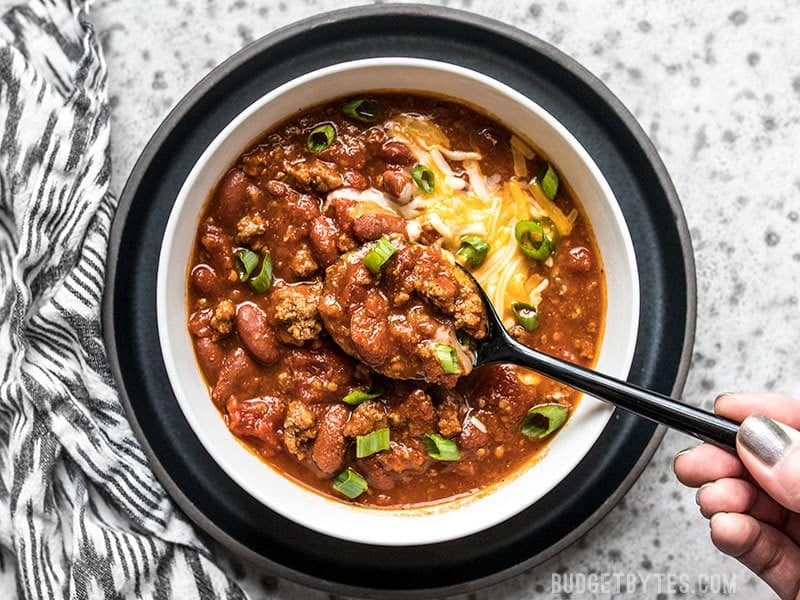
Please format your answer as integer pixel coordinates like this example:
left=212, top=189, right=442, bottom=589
left=366, top=114, right=574, bottom=324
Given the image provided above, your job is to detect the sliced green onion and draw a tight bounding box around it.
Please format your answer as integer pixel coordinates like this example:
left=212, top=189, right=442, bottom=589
left=332, top=469, right=368, bottom=499
left=538, top=162, right=560, bottom=200
left=515, top=219, right=553, bottom=261
left=435, top=343, right=461, bottom=374
left=342, top=389, right=381, bottom=406
left=363, top=236, right=396, bottom=274
left=249, top=253, right=273, bottom=293
left=423, top=433, right=461, bottom=461
left=521, top=403, right=569, bottom=439
left=511, top=302, right=539, bottom=332
left=342, top=98, right=380, bottom=123
left=457, top=236, right=490, bottom=268
left=234, top=248, right=259, bottom=281
left=411, top=164, right=435, bottom=194
left=356, top=428, right=390, bottom=458
left=307, top=123, right=335, bottom=152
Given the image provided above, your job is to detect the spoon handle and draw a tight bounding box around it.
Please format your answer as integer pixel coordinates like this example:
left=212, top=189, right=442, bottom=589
left=493, top=336, right=739, bottom=450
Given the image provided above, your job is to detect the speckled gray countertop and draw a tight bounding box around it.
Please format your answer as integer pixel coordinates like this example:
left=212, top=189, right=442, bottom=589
left=94, top=1, right=799, bottom=598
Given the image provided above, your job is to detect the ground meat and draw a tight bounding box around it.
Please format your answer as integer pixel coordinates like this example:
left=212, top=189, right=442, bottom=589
left=271, top=281, right=323, bottom=345
left=286, top=158, right=342, bottom=192
left=210, top=299, right=235, bottom=335
left=236, top=212, right=267, bottom=244
left=288, top=245, right=319, bottom=278
left=465, top=365, right=535, bottom=423
left=253, top=180, right=323, bottom=282
left=283, top=400, right=317, bottom=460
left=227, top=396, right=286, bottom=455
left=343, top=400, right=387, bottom=437
left=276, top=345, right=356, bottom=404
left=459, top=412, right=491, bottom=450
left=311, top=404, right=350, bottom=475
left=437, top=392, right=464, bottom=437
left=387, top=389, right=436, bottom=437
left=396, top=245, right=485, bottom=336
left=318, top=135, right=367, bottom=170
left=374, top=440, right=429, bottom=474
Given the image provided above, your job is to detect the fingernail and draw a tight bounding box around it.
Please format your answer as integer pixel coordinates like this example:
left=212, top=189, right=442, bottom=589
left=696, top=482, right=712, bottom=506
left=713, top=393, right=733, bottom=410
left=672, top=446, right=694, bottom=472
left=738, top=414, right=792, bottom=466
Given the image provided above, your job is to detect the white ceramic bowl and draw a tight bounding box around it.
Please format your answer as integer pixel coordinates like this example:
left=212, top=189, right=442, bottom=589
left=157, top=58, right=640, bottom=546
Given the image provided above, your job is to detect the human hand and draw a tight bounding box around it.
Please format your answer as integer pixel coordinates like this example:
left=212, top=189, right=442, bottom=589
left=674, top=393, right=800, bottom=600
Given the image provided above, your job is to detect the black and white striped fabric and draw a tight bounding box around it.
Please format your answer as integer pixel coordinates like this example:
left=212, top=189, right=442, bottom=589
left=0, top=1, right=246, bottom=598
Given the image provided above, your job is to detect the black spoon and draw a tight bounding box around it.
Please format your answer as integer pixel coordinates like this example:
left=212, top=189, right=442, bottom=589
left=461, top=267, right=739, bottom=450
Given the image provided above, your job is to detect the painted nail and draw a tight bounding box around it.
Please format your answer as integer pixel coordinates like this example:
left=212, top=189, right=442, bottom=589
left=738, top=414, right=792, bottom=466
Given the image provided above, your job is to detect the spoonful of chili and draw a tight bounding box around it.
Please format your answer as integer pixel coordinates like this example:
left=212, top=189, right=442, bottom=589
left=318, top=236, right=738, bottom=450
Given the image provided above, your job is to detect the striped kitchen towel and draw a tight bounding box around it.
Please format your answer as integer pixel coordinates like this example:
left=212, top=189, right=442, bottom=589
left=0, top=1, right=247, bottom=598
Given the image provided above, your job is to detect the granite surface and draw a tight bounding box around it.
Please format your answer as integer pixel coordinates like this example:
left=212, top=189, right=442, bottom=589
left=93, top=0, right=800, bottom=598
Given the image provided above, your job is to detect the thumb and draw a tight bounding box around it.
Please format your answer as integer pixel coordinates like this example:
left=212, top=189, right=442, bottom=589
left=737, top=414, right=800, bottom=513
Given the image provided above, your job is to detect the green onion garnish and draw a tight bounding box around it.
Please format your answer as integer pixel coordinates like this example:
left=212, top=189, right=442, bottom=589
left=332, top=469, right=368, bottom=499
left=363, top=236, right=396, bottom=274
left=521, top=403, right=569, bottom=439
left=341, top=98, right=380, bottom=123
left=514, top=219, right=553, bottom=261
left=539, top=162, right=560, bottom=200
left=457, top=236, right=490, bottom=269
left=342, top=389, right=381, bottom=406
left=411, top=164, right=435, bottom=194
left=249, top=252, right=273, bottom=293
left=423, top=433, right=461, bottom=461
left=234, top=248, right=259, bottom=281
left=307, top=123, right=336, bottom=152
left=434, top=343, right=461, bottom=375
left=511, top=302, right=539, bottom=332
left=356, top=428, right=390, bottom=458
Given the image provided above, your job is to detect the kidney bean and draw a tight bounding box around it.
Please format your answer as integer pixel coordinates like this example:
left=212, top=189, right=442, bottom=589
left=190, top=264, right=219, bottom=297
left=195, top=337, right=224, bottom=384
left=309, top=216, right=340, bottom=268
left=215, top=168, right=255, bottom=228
left=352, top=212, right=408, bottom=241
left=311, top=403, right=350, bottom=475
left=381, top=170, right=413, bottom=201
left=381, top=141, right=415, bottom=166
left=236, top=303, right=281, bottom=365
left=211, top=347, right=260, bottom=408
